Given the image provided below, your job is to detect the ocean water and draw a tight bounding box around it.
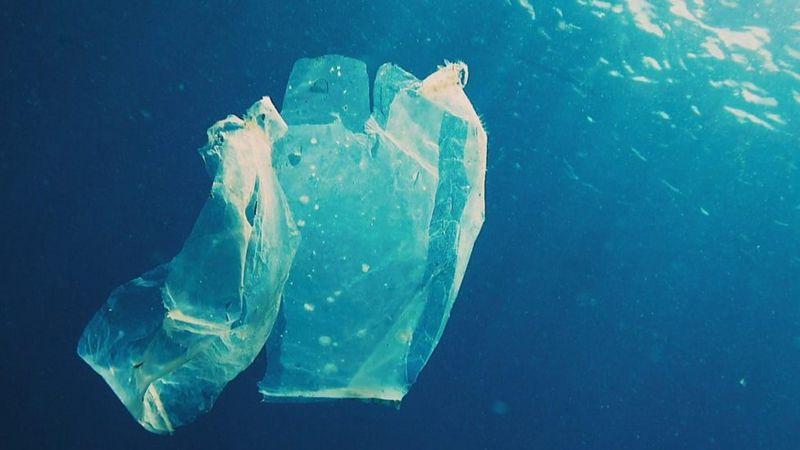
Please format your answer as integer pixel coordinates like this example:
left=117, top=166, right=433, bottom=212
left=2, top=1, right=799, bottom=449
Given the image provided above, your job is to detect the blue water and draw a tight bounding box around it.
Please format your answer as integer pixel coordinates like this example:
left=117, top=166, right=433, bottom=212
left=2, top=1, right=800, bottom=449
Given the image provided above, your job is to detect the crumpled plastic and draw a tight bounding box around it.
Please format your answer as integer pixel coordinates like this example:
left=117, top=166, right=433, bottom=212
left=77, top=55, right=486, bottom=433
left=77, top=99, right=299, bottom=433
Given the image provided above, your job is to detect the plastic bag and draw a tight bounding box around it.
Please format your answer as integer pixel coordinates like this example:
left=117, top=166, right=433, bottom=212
left=260, top=55, right=486, bottom=402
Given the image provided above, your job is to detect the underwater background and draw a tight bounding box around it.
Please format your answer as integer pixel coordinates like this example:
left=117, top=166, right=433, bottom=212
left=2, top=0, right=799, bottom=449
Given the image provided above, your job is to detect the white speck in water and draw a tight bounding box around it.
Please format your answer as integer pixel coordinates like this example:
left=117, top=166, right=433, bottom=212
left=303, top=303, right=315, bottom=312
left=642, top=56, right=662, bottom=71
left=629, top=147, right=647, bottom=162
left=318, top=335, right=332, bottom=346
left=632, top=75, right=656, bottom=84
left=361, top=263, right=370, bottom=273
left=299, top=195, right=310, bottom=205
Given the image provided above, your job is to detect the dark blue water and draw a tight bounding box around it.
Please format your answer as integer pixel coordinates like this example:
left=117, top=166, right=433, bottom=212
left=3, top=1, right=800, bottom=449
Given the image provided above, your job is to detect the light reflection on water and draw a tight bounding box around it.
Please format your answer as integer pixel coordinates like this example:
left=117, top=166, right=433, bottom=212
left=512, top=0, right=799, bottom=134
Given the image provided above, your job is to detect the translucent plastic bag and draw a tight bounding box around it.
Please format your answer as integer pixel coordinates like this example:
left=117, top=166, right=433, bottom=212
left=77, top=99, right=298, bottom=433
left=261, top=55, right=486, bottom=402
left=78, top=55, right=486, bottom=433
